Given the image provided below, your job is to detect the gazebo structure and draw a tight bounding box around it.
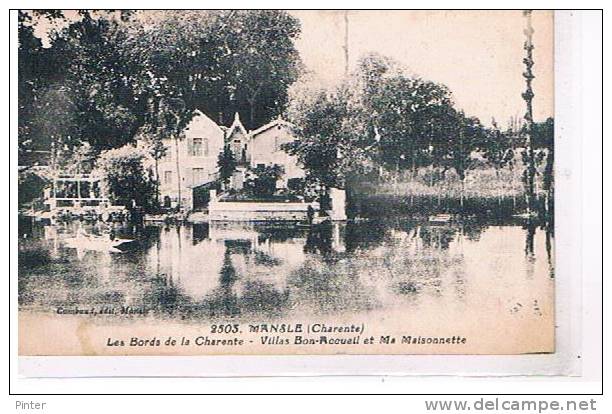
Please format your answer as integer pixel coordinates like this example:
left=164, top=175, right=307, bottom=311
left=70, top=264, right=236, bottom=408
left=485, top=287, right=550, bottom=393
left=43, top=172, right=123, bottom=217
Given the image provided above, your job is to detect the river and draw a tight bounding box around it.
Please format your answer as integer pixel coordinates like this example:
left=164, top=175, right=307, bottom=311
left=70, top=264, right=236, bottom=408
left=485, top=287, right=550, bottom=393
left=18, top=217, right=554, bottom=324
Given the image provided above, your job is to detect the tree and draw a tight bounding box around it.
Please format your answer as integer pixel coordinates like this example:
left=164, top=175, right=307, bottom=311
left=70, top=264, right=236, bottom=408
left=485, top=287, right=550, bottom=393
left=482, top=119, right=515, bottom=173
left=371, top=76, right=455, bottom=177
left=95, top=145, right=155, bottom=210
left=30, top=85, right=80, bottom=170
left=142, top=135, right=168, bottom=207
left=134, top=10, right=302, bottom=129
left=446, top=112, right=486, bottom=206
left=18, top=10, right=69, bottom=162
left=532, top=117, right=554, bottom=214
left=245, top=164, right=285, bottom=197
left=284, top=80, right=373, bottom=193
left=222, top=11, right=302, bottom=128
left=481, top=119, right=516, bottom=204
left=285, top=53, right=469, bottom=199
left=217, top=145, right=237, bottom=189
left=19, top=10, right=303, bottom=165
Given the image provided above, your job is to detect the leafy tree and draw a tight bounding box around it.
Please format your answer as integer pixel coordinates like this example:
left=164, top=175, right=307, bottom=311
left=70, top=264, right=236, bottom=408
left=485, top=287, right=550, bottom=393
left=482, top=119, right=515, bottom=173
left=532, top=117, right=554, bottom=215
left=480, top=119, right=517, bottom=203
left=29, top=85, right=81, bottom=169
left=285, top=53, right=476, bottom=199
left=95, top=145, right=155, bottom=210
left=141, top=135, right=168, bottom=206
left=446, top=112, right=486, bottom=206
left=217, top=145, right=237, bottom=188
left=133, top=10, right=302, bottom=129
left=373, top=76, right=455, bottom=176
left=244, top=164, right=284, bottom=197
left=19, top=10, right=303, bottom=166
left=532, top=117, right=554, bottom=191
left=51, top=11, right=149, bottom=152
left=284, top=82, right=373, bottom=193
left=18, top=10, right=68, bottom=161
left=223, top=11, right=302, bottom=128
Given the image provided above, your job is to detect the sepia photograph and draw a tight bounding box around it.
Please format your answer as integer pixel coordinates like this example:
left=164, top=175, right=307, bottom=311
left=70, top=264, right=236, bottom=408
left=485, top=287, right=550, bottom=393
left=16, top=9, right=556, bottom=356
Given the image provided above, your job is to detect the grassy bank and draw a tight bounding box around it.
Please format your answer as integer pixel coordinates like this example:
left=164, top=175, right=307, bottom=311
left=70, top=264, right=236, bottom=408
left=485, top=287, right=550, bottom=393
left=349, top=165, right=553, bottom=219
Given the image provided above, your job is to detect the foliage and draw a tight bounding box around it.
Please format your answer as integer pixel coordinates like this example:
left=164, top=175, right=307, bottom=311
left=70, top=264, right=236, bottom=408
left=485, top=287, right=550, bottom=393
left=446, top=112, right=486, bottom=181
left=284, top=53, right=489, bottom=192
left=283, top=78, right=373, bottom=190
left=56, top=142, right=96, bottom=174
left=143, top=137, right=168, bottom=163
left=18, top=170, right=49, bottom=207
left=481, top=119, right=516, bottom=172
left=18, top=10, right=302, bottom=161
left=221, top=11, right=302, bottom=128
left=217, top=145, right=238, bottom=186
left=94, top=145, right=156, bottom=210
left=244, top=164, right=285, bottom=197
left=532, top=117, right=554, bottom=192
left=357, top=54, right=458, bottom=174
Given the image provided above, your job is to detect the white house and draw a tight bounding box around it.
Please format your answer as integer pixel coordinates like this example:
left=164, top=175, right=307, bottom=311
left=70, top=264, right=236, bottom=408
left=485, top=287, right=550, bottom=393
left=224, top=113, right=305, bottom=191
left=225, top=112, right=250, bottom=165
left=141, top=110, right=306, bottom=211
left=247, top=117, right=305, bottom=187
left=151, top=110, right=225, bottom=210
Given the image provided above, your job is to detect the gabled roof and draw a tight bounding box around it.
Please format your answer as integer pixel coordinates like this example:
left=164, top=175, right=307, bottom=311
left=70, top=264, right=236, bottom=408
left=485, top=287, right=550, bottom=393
left=225, top=112, right=248, bottom=140
left=186, top=109, right=225, bottom=135
left=250, top=117, right=295, bottom=138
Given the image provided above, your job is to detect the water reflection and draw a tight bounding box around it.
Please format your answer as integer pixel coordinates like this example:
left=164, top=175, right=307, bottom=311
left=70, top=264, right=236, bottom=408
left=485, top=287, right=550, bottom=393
left=523, top=216, right=555, bottom=279
left=18, top=216, right=554, bottom=321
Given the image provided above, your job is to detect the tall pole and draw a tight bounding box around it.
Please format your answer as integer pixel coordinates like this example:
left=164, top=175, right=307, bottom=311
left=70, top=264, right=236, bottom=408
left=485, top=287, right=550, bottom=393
left=522, top=10, right=536, bottom=215
left=343, top=11, right=349, bottom=76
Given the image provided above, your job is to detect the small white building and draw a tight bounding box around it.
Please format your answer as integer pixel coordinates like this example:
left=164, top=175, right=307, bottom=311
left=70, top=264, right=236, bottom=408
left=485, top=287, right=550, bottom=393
left=224, top=113, right=305, bottom=191
left=247, top=117, right=306, bottom=186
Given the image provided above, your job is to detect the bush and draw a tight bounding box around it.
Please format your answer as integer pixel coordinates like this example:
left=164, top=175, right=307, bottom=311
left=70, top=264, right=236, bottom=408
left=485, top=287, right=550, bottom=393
left=94, top=146, right=156, bottom=211
left=244, top=164, right=285, bottom=197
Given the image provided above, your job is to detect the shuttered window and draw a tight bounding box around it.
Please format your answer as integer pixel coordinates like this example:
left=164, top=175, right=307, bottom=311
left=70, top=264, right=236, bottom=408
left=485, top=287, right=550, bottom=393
left=190, top=138, right=208, bottom=156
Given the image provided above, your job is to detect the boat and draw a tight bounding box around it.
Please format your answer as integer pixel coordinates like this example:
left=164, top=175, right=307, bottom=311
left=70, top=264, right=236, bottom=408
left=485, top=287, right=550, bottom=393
left=63, top=233, right=134, bottom=252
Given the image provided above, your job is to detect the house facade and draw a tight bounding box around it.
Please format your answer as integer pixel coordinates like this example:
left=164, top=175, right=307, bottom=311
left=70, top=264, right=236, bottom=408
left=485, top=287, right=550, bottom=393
left=152, top=110, right=225, bottom=210
left=246, top=118, right=305, bottom=187
left=225, top=114, right=305, bottom=191
left=143, top=110, right=305, bottom=211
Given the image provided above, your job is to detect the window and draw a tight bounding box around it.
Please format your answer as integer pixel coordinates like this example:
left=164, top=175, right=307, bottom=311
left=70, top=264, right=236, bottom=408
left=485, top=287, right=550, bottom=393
left=164, top=171, right=173, bottom=184
left=192, top=168, right=206, bottom=185
left=191, top=138, right=208, bottom=156
left=274, top=136, right=281, bottom=152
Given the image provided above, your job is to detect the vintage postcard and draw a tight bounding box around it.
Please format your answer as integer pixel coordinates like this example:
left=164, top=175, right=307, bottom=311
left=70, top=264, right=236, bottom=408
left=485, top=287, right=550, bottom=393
left=17, top=10, right=555, bottom=356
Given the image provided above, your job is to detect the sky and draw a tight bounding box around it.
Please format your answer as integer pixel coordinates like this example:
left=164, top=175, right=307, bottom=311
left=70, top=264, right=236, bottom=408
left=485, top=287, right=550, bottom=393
left=290, top=10, right=554, bottom=126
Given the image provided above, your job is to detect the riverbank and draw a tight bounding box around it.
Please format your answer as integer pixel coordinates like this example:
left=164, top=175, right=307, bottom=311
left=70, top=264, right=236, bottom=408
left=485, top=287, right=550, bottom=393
left=349, top=165, right=553, bottom=219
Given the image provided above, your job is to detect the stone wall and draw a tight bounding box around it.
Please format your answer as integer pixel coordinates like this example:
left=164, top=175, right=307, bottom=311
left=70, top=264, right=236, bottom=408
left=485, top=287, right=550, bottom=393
left=208, top=199, right=319, bottom=221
